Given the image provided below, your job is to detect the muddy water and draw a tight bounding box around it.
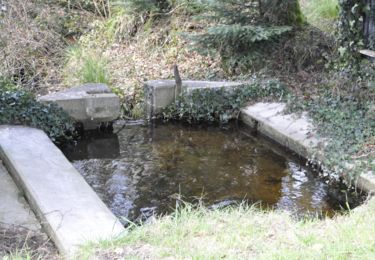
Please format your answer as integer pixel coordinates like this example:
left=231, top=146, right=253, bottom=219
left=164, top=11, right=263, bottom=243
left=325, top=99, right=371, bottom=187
left=62, top=122, right=341, bottom=222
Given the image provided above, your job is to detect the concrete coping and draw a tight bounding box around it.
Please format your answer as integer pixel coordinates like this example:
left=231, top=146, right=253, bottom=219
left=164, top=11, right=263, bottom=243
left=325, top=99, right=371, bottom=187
left=145, top=79, right=243, bottom=89
left=0, top=125, right=125, bottom=258
left=359, top=49, right=375, bottom=63
left=359, top=49, right=375, bottom=58
left=240, top=102, right=375, bottom=193
left=39, top=83, right=114, bottom=101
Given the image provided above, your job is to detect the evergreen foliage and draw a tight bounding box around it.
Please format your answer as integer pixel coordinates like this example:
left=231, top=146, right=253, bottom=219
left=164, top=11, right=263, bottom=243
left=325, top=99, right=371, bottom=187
left=119, top=0, right=170, bottom=14
left=186, top=0, right=303, bottom=71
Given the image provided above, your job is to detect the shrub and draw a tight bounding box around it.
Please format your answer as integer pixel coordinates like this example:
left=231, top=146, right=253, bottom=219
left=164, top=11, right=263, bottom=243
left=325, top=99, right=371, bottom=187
left=0, top=79, right=76, bottom=143
left=185, top=0, right=301, bottom=72
left=0, top=0, right=66, bottom=93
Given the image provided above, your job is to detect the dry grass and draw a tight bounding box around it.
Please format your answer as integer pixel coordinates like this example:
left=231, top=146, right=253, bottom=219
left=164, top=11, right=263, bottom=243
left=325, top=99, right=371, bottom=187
left=0, top=0, right=66, bottom=94
left=0, top=224, right=59, bottom=260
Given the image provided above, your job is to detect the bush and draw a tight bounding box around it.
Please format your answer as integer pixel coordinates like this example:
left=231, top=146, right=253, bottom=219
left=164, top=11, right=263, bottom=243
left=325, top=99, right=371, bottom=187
left=0, top=0, right=66, bottom=93
left=0, top=79, right=76, bottom=143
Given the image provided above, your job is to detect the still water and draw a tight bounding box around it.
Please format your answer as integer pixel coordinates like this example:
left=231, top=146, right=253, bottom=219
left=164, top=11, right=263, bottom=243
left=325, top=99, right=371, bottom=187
left=62, top=122, right=342, bottom=222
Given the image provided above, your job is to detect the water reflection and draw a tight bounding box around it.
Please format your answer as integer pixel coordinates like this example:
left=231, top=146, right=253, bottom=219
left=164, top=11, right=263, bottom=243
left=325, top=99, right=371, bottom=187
left=63, top=122, right=337, bottom=222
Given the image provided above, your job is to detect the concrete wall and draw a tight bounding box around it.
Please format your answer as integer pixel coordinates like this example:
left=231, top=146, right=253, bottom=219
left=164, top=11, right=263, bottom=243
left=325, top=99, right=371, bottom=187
left=144, top=80, right=244, bottom=120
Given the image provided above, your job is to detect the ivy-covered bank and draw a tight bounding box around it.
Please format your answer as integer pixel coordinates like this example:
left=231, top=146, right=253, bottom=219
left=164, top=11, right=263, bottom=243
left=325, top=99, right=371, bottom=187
left=286, top=90, right=375, bottom=183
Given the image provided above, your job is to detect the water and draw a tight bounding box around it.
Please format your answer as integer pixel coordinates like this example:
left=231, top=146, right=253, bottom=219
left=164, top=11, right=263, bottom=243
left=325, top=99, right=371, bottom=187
left=62, top=122, right=345, bottom=222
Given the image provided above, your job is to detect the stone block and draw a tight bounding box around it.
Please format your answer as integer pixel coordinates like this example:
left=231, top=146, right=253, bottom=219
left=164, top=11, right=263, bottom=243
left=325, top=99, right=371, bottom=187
left=144, top=80, right=243, bottom=119
left=38, top=83, right=120, bottom=130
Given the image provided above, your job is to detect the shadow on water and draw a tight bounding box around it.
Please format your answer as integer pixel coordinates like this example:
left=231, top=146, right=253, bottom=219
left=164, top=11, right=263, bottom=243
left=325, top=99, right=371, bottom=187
left=61, top=121, right=364, bottom=224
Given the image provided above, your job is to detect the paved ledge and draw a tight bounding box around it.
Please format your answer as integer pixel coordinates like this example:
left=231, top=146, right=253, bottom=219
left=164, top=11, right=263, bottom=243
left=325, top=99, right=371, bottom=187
left=0, top=161, right=41, bottom=231
left=0, top=126, right=124, bottom=258
left=240, top=102, right=375, bottom=193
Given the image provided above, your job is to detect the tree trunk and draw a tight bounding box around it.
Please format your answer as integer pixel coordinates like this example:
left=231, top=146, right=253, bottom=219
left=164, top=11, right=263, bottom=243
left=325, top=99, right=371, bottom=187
left=364, top=0, right=375, bottom=49
left=260, top=0, right=304, bottom=25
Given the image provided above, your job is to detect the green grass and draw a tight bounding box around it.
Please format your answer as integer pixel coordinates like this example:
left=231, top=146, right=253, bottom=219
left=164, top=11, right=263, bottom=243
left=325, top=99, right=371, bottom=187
left=78, top=198, right=375, bottom=259
left=64, top=45, right=111, bottom=86
left=79, top=55, right=111, bottom=84
left=300, top=0, right=339, bottom=33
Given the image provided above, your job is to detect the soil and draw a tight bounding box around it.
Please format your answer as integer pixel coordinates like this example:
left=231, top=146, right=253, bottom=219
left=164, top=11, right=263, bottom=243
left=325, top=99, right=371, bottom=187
left=0, top=223, right=59, bottom=259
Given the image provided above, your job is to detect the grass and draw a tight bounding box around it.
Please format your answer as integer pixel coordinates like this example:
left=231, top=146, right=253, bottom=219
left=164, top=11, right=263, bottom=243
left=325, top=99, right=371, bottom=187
left=64, top=45, right=111, bottom=86
left=78, top=198, right=375, bottom=259
left=79, top=55, right=111, bottom=84
left=300, top=0, right=339, bottom=33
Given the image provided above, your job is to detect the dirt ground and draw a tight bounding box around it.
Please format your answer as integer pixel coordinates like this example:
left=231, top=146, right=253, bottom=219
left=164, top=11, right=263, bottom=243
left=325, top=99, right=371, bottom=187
left=0, top=224, right=59, bottom=259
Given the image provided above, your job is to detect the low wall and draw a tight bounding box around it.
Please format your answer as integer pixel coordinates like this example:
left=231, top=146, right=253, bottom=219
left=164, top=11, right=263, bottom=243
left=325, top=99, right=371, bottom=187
left=144, top=80, right=243, bottom=119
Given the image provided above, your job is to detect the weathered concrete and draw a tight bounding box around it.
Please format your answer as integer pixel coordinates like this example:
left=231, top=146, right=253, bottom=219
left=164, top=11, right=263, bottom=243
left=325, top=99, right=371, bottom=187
left=0, top=126, right=125, bottom=258
left=359, top=49, right=375, bottom=63
left=38, top=83, right=120, bottom=130
left=240, top=102, right=375, bottom=193
left=144, top=80, right=243, bottom=119
left=241, top=103, right=321, bottom=159
left=0, top=161, right=41, bottom=231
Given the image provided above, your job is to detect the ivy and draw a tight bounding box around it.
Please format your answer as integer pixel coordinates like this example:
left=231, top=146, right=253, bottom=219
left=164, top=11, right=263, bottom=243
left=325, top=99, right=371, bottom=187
left=0, top=79, right=76, bottom=143
left=161, top=80, right=287, bottom=123
left=285, top=90, right=375, bottom=182
left=337, top=0, right=366, bottom=67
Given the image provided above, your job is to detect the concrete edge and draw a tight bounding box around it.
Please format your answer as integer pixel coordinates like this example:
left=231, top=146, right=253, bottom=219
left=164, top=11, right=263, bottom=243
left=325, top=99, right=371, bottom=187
left=0, top=126, right=125, bottom=258
left=240, top=103, right=375, bottom=194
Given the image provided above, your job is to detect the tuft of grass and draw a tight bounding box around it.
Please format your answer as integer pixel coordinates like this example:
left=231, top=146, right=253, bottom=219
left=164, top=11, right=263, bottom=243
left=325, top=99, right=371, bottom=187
left=79, top=55, right=111, bottom=85
left=79, top=198, right=375, bottom=259
left=300, top=0, right=339, bottom=33
left=64, top=45, right=111, bottom=86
